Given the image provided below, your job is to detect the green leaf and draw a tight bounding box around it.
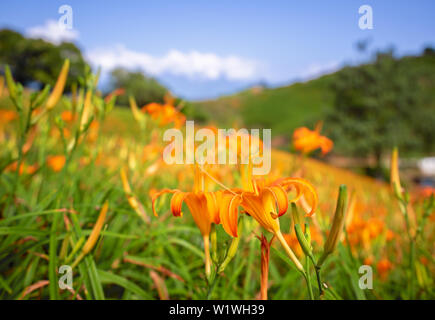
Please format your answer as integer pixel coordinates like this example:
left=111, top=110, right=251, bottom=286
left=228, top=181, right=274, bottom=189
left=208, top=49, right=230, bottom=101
left=48, top=212, right=61, bottom=299
left=98, top=270, right=149, bottom=299
left=168, top=237, right=204, bottom=259
left=0, top=227, right=49, bottom=237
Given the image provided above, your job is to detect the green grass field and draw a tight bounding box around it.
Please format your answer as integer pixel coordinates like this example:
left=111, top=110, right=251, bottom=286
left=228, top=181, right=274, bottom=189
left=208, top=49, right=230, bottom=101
left=0, top=61, right=433, bottom=301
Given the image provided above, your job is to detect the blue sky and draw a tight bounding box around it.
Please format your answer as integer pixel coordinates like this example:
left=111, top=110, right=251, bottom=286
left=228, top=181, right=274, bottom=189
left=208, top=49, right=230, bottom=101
left=1, top=0, right=434, bottom=99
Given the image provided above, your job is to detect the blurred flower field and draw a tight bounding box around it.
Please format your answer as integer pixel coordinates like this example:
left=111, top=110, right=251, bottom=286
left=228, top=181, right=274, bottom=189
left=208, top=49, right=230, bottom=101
left=0, top=61, right=433, bottom=300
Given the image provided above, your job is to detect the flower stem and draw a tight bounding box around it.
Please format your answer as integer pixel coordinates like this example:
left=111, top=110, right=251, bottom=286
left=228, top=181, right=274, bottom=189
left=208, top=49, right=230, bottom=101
left=314, top=265, right=323, bottom=297
left=206, top=274, right=219, bottom=300
left=203, top=235, right=211, bottom=279
left=275, top=230, right=305, bottom=274
left=305, top=258, right=315, bottom=300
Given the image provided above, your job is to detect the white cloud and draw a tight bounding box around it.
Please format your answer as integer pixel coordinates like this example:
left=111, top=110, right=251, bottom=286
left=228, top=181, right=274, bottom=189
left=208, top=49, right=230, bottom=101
left=26, top=20, right=79, bottom=45
left=86, top=45, right=258, bottom=80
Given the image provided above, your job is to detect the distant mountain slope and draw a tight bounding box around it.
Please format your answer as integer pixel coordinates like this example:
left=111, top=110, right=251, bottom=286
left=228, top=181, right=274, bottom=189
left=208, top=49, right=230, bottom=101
left=192, top=53, right=435, bottom=142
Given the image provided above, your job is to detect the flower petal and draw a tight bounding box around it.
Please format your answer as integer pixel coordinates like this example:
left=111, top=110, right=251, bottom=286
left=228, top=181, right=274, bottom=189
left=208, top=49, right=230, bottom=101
left=151, top=188, right=184, bottom=217
left=272, top=178, right=318, bottom=216
left=170, top=191, right=188, bottom=217
left=264, top=185, right=289, bottom=217
left=205, top=192, right=220, bottom=224
left=220, top=193, right=242, bottom=237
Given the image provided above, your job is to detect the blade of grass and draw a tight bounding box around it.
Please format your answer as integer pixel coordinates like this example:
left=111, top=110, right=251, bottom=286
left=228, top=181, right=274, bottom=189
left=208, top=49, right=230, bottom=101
left=48, top=212, right=60, bottom=299
left=98, top=269, right=149, bottom=299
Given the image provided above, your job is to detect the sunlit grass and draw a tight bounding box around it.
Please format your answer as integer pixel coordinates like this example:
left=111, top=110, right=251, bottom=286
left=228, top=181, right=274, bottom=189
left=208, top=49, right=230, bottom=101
left=0, top=66, right=433, bottom=300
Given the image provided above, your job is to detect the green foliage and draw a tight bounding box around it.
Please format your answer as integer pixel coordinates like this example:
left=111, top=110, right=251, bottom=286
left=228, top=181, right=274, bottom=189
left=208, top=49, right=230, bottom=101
left=109, top=68, right=167, bottom=107
left=178, top=99, right=209, bottom=122
left=193, top=49, right=435, bottom=159
left=241, top=77, right=334, bottom=134
left=0, top=29, right=87, bottom=91
left=325, top=50, right=435, bottom=164
left=192, top=76, right=334, bottom=132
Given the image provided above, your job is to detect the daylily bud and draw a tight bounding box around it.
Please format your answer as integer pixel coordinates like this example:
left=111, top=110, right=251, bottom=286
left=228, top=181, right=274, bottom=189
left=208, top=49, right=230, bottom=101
left=390, top=147, right=403, bottom=200
left=4, top=65, right=23, bottom=111
left=120, top=168, right=149, bottom=223
left=292, top=203, right=315, bottom=262
left=291, top=200, right=302, bottom=226
left=71, top=202, right=108, bottom=269
left=46, top=59, right=70, bottom=110
left=82, top=201, right=108, bottom=255
left=275, top=230, right=305, bottom=274
left=0, top=75, right=4, bottom=98
left=304, top=222, right=311, bottom=244
left=32, top=84, right=51, bottom=110
left=80, top=90, right=93, bottom=131
left=129, top=95, right=147, bottom=128
left=318, top=185, right=348, bottom=267
left=218, top=223, right=242, bottom=273
left=5, top=65, right=17, bottom=101
left=71, top=82, right=78, bottom=112
left=295, top=223, right=315, bottom=262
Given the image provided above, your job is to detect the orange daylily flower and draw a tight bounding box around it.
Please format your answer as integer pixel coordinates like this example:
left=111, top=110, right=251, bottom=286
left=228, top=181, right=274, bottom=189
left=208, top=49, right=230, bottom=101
left=418, top=186, right=435, bottom=199
left=346, top=205, right=387, bottom=251
left=46, top=155, right=66, bottom=172
left=0, top=109, right=17, bottom=123
left=151, top=165, right=220, bottom=276
left=0, top=110, right=18, bottom=141
left=5, top=161, right=38, bottom=175
left=141, top=101, right=185, bottom=128
left=377, top=258, right=393, bottom=279
left=87, top=120, right=100, bottom=143
left=293, top=123, right=333, bottom=155
left=420, top=256, right=428, bottom=266
left=142, top=102, right=160, bottom=114
left=61, top=110, right=77, bottom=123
left=385, top=229, right=395, bottom=241
left=104, top=88, right=125, bottom=103
left=220, top=175, right=318, bottom=238
left=219, top=163, right=318, bottom=273
left=363, top=256, right=374, bottom=265
left=142, top=132, right=163, bottom=163
left=282, top=233, right=304, bottom=257
left=151, top=167, right=220, bottom=235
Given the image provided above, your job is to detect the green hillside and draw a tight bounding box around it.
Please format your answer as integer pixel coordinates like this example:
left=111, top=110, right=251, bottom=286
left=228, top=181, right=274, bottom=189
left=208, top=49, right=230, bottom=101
left=192, top=53, right=435, bottom=143
left=240, top=75, right=336, bottom=135
left=192, top=73, right=336, bottom=138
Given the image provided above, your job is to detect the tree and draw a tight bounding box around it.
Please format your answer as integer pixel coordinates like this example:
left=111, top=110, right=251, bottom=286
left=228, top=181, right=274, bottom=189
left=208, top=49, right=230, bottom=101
left=325, top=49, right=435, bottom=171
left=423, top=46, right=435, bottom=56
left=108, top=68, right=168, bottom=107
left=0, top=29, right=87, bottom=91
